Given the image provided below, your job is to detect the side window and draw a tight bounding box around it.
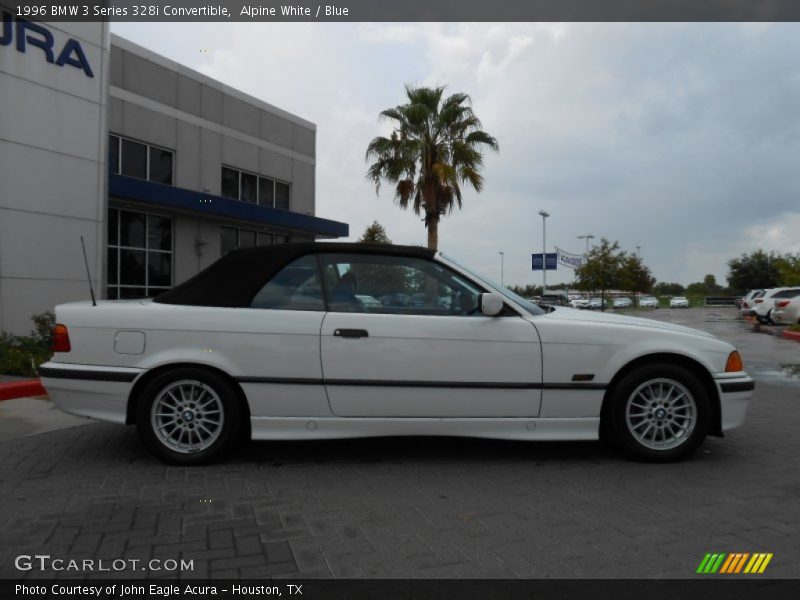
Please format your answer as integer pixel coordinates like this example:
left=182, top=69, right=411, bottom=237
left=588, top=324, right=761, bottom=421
left=320, top=254, right=484, bottom=316
left=250, top=255, right=324, bottom=311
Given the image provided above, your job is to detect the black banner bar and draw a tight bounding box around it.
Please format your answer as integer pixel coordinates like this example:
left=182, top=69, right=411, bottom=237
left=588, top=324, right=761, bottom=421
left=7, top=0, right=800, bottom=22
left=2, top=580, right=800, bottom=600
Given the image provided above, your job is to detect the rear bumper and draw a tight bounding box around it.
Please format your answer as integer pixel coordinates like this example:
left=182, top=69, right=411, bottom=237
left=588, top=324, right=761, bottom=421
left=39, top=363, right=143, bottom=424
left=714, top=374, right=754, bottom=432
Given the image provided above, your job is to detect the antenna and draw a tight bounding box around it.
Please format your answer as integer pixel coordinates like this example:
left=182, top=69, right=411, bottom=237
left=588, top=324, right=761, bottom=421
left=80, top=236, right=97, bottom=306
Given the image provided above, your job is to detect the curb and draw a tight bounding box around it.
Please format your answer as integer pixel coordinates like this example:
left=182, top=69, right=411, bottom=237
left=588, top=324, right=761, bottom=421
left=781, top=330, right=800, bottom=342
left=0, top=379, right=46, bottom=401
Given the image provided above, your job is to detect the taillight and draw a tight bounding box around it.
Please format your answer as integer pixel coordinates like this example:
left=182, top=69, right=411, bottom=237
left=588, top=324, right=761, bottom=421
left=725, top=351, right=744, bottom=373
left=754, top=298, right=763, bottom=303
left=52, top=324, right=71, bottom=353
left=776, top=300, right=790, bottom=308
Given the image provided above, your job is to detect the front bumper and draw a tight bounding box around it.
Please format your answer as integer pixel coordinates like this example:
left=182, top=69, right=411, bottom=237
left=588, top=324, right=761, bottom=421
left=714, top=373, right=754, bottom=432
left=39, top=362, right=144, bottom=424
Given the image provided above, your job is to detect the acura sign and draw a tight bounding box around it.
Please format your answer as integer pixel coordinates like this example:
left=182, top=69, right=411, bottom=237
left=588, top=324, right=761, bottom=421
left=1, top=11, right=94, bottom=77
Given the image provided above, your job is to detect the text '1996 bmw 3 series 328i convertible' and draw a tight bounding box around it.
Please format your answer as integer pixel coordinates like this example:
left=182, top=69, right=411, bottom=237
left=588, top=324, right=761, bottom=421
left=40, top=243, right=753, bottom=464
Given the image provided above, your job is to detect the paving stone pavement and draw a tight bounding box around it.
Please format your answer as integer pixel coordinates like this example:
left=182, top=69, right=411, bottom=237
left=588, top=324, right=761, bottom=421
left=1, top=380, right=798, bottom=580
left=1, top=310, right=799, bottom=580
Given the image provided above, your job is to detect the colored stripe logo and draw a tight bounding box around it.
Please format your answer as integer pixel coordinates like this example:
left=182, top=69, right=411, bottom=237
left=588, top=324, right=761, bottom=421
left=697, top=553, right=773, bottom=574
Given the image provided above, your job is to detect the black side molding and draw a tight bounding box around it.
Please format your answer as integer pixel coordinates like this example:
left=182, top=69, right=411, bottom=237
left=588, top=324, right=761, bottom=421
left=38, top=366, right=138, bottom=382
left=719, top=380, right=755, bottom=393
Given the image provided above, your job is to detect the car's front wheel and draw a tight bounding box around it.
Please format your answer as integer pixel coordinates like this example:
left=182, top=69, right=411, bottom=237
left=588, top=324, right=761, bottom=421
left=136, top=368, right=243, bottom=465
left=608, top=363, right=709, bottom=461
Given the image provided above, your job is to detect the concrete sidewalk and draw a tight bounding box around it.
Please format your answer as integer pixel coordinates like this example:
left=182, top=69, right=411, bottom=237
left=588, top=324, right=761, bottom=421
left=0, top=395, right=92, bottom=441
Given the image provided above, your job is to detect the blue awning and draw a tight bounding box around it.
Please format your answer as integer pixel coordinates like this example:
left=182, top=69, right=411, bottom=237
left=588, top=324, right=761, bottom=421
left=109, top=174, right=349, bottom=238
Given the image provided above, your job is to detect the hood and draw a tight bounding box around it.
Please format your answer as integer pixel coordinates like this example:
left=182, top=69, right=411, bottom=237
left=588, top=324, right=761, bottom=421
left=536, top=306, right=715, bottom=338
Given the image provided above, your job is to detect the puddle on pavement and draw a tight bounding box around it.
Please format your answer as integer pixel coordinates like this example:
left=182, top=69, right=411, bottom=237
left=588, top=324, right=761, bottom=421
left=755, top=364, right=800, bottom=386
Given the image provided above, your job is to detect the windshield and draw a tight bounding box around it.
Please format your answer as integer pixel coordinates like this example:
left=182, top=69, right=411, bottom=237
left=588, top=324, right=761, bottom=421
left=439, top=253, right=546, bottom=316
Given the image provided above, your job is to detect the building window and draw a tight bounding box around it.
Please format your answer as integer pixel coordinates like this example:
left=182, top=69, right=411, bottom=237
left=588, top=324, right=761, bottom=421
left=107, top=208, right=173, bottom=300
left=220, top=166, right=290, bottom=210
left=220, top=227, right=288, bottom=255
left=108, top=135, right=174, bottom=186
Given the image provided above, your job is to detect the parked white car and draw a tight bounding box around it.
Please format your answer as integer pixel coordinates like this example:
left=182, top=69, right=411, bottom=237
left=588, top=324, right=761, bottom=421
left=772, top=295, right=800, bottom=325
left=570, top=297, right=591, bottom=309
left=739, top=289, right=765, bottom=316
left=670, top=296, right=690, bottom=308
left=587, top=297, right=607, bottom=310
left=753, top=287, right=800, bottom=324
left=41, top=244, right=753, bottom=464
left=612, top=297, right=633, bottom=309
left=639, top=296, right=659, bottom=309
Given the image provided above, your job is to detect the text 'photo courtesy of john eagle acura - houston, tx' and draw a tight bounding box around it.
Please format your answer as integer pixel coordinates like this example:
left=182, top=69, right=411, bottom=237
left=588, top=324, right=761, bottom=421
left=40, top=242, right=754, bottom=465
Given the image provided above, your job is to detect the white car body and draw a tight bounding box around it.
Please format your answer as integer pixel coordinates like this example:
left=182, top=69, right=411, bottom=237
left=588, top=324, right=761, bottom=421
left=612, top=297, right=633, bottom=309
left=753, top=287, right=800, bottom=323
left=739, top=289, right=764, bottom=315
left=40, top=244, right=753, bottom=463
left=587, top=297, right=606, bottom=310
left=670, top=297, right=690, bottom=308
left=772, top=295, right=800, bottom=325
left=639, top=296, right=659, bottom=309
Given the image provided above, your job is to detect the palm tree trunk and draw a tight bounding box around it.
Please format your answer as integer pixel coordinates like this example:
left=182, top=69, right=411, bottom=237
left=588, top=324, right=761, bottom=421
left=427, top=217, right=439, bottom=251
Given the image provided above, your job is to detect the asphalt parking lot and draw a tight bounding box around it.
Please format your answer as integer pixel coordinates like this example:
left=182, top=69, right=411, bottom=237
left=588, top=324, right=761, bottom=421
left=0, top=307, right=798, bottom=580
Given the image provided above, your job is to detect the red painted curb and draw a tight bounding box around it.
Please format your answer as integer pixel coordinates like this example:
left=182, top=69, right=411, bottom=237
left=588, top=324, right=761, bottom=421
left=782, top=330, right=800, bottom=342
left=0, top=379, right=46, bottom=401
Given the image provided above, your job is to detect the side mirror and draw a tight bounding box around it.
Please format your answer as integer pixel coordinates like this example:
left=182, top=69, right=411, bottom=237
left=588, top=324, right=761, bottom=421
left=478, top=292, right=504, bottom=316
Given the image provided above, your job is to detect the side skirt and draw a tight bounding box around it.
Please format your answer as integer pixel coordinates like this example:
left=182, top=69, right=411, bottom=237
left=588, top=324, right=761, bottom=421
left=250, top=417, right=600, bottom=441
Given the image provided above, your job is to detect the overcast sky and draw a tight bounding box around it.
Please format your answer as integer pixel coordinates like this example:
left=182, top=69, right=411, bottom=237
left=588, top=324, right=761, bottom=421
left=111, top=22, right=800, bottom=288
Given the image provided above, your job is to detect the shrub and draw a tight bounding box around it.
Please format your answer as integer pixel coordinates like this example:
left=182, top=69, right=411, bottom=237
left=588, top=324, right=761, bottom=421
left=0, top=311, right=54, bottom=377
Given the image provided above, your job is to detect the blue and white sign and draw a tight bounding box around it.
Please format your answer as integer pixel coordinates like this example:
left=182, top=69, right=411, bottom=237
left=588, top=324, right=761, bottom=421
left=556, top=247, right=585, bottom=269
left=532, top=252, right=558, bottom=271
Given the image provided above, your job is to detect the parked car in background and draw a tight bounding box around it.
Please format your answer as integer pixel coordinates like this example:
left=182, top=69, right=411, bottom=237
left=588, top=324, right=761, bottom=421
left=639, top=296, right=659, bottom=309
left=739, top=289, right=765, bottom=316
left=670, top=296, right=690, bottom=308
left=773, top=295, right=800, bottom=325
left=39, top=242, right=754, bottom=464
left=538, top=290, right=570, bottom=307
left=753, top=287, right=800, bottom=324
left=571, top=297, right=591, bottom=309
left=588, top=297, right=607, bottom=310
left=612, top=297, right=633, bottom=309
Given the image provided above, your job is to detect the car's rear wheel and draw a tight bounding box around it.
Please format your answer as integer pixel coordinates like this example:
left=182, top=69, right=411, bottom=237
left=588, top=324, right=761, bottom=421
left=608, top=363, right=709, bottom=461
left=136, top=368, right=243, bottom=465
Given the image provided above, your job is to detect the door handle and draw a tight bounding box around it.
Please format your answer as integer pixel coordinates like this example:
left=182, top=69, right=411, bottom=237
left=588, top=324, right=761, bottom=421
left=333, top=329, right=369, bottom=339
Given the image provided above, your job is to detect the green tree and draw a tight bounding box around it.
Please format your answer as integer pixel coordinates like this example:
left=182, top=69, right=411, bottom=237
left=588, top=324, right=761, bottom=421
left=653, top=282, right=685, bottom=296
left=366, top=85, right=499, bottom=250
left=726, top=250, right=782, bottom=291
left=619, top=255, right=655, bottom=295
left=774, top=253, right=800, bottom=286
left=703, top=274, right=720, bottom=292
left=574, top=238, right=626, bottom=310
left=358, top=220, right=392, bottom=245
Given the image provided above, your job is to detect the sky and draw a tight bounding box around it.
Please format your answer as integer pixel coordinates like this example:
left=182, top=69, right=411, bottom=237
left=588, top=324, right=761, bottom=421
left=110, top=22, right=800, bottom=288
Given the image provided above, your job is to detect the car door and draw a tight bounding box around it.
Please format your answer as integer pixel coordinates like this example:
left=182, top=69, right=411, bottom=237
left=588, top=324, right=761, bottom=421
left=318, top=252, right=542, bottom=417
left=232, top=254, right=331, bottom=417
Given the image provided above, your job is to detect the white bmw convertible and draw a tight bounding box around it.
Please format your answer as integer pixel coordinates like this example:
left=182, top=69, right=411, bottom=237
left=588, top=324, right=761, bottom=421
left=41, top=243, right=753, bottom=464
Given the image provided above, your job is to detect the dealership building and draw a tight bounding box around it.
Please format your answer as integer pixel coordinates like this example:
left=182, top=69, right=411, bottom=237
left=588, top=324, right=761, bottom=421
left=0, top=9, right=348, bottom=334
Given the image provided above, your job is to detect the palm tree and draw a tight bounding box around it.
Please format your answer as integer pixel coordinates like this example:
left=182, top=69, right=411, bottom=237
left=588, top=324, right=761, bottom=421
left=366, top=85, right=499, bottom=250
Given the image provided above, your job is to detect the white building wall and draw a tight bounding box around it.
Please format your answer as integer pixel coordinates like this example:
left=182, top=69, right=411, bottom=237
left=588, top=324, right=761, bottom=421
left=0, top=8, right=110, bottom=334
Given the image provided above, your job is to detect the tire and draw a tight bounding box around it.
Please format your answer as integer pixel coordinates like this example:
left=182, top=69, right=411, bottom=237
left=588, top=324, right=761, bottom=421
left=136, top=368, right=243, bottom=465
left=607, top=363, right=709, bottom=461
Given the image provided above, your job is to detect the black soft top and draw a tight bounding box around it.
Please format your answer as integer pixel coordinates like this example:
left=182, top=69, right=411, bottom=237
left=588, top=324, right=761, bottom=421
left=154, top=242, right=435, bottom=307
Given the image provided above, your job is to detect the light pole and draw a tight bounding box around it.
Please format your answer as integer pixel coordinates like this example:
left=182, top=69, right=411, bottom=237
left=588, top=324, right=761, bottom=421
left=498, top=251, right=504, bottom=286
left=538, top=210, right=549, bottom=292
left=578, top=234, right=595, bottom=254
left=636, top=245, right=641, bottom=258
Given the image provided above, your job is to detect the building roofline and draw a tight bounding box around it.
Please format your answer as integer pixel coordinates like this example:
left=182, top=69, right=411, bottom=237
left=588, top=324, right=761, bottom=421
left=109, top=33, right=316, bottom=132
